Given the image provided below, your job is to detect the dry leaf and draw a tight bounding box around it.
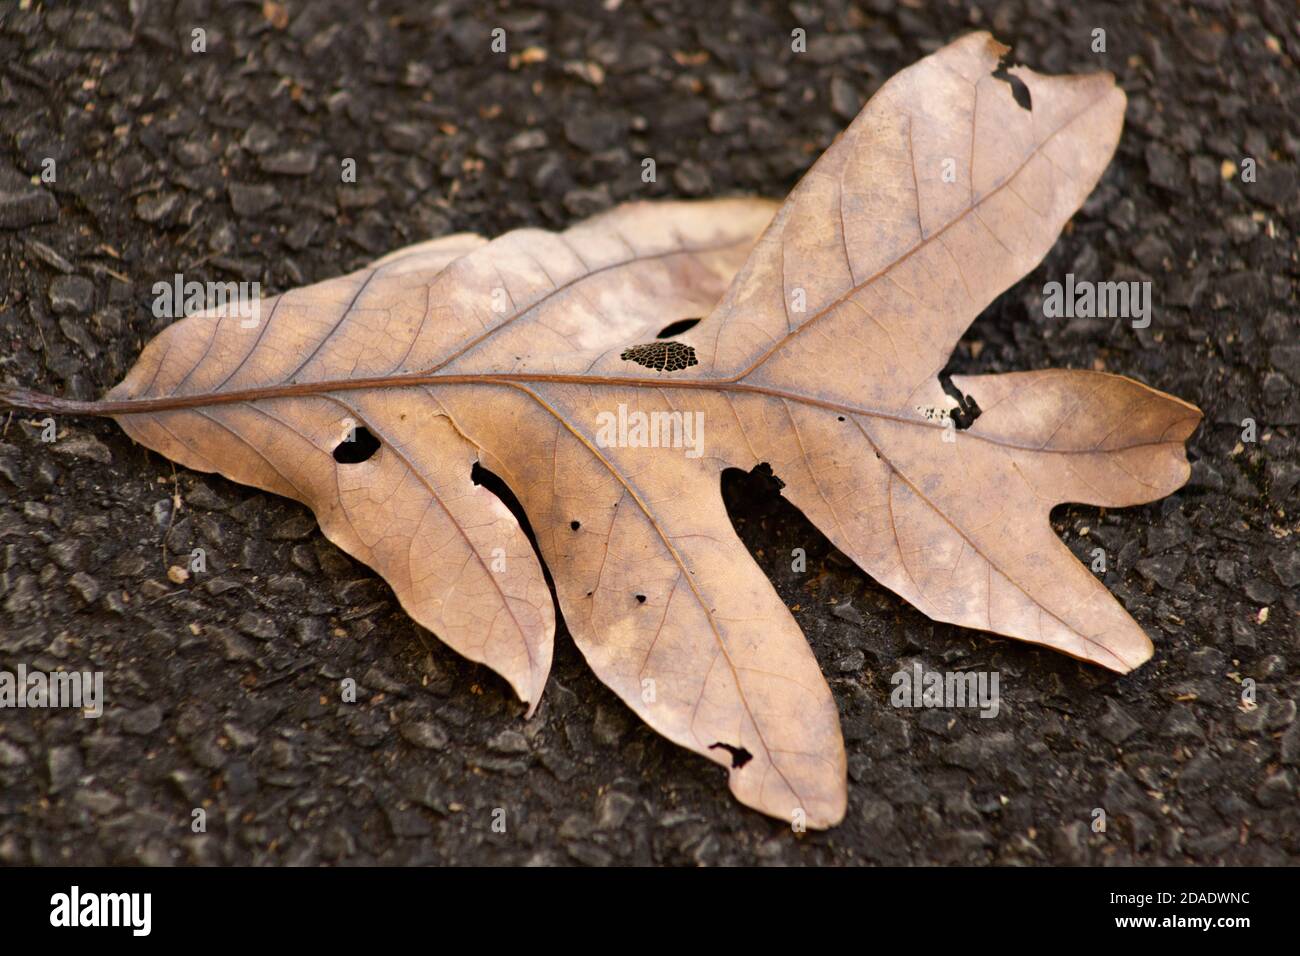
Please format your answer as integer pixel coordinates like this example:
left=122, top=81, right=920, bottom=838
left=2, top=33, right=1200, bottom=828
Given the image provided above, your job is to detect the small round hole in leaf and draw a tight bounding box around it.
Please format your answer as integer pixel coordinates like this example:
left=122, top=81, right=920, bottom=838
left=333, top=426, right=381, bottom=464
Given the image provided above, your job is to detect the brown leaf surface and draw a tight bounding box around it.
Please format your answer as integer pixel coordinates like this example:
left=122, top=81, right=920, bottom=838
left=2, top=34, right=1201, bottom=827
left=101, top=198, right=778, bottom=715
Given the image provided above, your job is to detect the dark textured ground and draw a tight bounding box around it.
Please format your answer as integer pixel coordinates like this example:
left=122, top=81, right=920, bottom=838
left=0, top=0, right=1297, bottom=866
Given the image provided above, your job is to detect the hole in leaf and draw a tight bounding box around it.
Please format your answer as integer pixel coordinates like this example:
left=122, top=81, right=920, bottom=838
left=939, top=374, right=982, bottom=430
left=991, top=62, right=1032, bottom=111
left=710, top=742, right=753, bottom=769
left=620, top=340, right=698, bottom=372
left=656, top=316, right=701, bottom=338
left=747, top=461, right=786, bottom=493
left=333, top=426, right=381, bottom=463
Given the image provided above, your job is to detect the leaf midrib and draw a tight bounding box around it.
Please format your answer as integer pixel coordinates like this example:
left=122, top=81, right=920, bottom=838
left=42, top=370, right=1196, bottom=459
